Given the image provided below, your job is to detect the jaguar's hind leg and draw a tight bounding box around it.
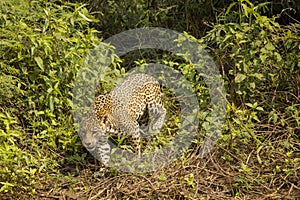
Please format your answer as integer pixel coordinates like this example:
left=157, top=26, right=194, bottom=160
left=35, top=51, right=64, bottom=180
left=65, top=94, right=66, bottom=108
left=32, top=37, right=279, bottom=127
left=149, top=103, right=166, bottom=133
left=91, top=135, right=111, bottom=178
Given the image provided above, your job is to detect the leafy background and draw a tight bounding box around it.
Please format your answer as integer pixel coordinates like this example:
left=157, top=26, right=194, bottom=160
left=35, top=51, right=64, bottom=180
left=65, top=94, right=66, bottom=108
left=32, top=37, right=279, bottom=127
left=0, top=0, right=299, bottom=199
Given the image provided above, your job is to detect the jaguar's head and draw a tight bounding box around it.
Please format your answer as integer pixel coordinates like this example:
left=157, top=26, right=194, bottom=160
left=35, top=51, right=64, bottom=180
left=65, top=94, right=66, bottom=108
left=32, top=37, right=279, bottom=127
left=79, top=95, right=117, bottom=151
left=79, top=112, right=104, bottom=151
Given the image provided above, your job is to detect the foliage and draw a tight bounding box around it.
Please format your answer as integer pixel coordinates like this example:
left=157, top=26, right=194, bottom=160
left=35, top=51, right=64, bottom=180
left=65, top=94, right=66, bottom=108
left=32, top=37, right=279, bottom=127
left=83, top=0, right=299, bottom=38
left=201, top=0, right=300, bottom=196
left=204, top=1, right=300, bottom=103
left=202, top=0, right=299, bottom=112
left=0, top=0, right=299, bottom=198
left=0, top=112, right=58, bottom=193
left=0, top=0, right=111, bottom=193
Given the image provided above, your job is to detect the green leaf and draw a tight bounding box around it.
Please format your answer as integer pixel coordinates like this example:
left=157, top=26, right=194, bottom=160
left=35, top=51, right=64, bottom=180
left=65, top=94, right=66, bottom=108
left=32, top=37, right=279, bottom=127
left=256, top=145, right=263, bottom=164
left=249, top=82, right=255, bottom=89
left=265, top=42, right=275, bottom=51
left=235, top=74, right=247, bottom=83
left=78, top=11, right=93, bottom=22
left=274, top=52, right=282, bottom=62
left=251, top=73, right=264, bottom=80
left=245, top=103, right=254, bottom=108
left=256, top=106, right=264, bottom=111
left=34, top=57, right=44, bottom=72
left=259, top=54, right=267, bottom=63
left=226, top=2, right=237, bottom=14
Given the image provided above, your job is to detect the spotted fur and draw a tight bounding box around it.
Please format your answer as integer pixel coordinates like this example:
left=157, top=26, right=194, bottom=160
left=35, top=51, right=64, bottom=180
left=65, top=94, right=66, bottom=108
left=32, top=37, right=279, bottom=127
left=80, top=73, right=166, bottom=165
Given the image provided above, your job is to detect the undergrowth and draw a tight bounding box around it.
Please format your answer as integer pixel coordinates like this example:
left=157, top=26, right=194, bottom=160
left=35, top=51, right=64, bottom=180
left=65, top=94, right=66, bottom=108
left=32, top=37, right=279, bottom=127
left=0, top=0, right=299, bottom=199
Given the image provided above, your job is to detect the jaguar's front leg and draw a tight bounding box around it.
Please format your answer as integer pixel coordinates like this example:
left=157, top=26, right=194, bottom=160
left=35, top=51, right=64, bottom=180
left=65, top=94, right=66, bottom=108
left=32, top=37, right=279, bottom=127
left=92, top=135, right=111, bottom=178
left=96, top=135, right=111, bottom=166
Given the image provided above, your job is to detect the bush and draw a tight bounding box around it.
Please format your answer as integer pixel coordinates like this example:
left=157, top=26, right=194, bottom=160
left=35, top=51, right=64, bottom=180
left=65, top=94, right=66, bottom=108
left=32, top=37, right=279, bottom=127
left=1, top=0, right=299, bottom=197
left=200, top=0, right=300, bottom=195
left=0, top=0, right=110, bottom=193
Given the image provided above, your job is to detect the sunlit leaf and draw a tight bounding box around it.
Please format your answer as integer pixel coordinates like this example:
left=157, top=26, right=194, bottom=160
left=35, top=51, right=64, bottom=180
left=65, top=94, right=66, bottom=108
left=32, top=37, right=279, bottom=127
left=235, top=73, right=247, bottom=83
left=34, top=57, right=44, bottom=72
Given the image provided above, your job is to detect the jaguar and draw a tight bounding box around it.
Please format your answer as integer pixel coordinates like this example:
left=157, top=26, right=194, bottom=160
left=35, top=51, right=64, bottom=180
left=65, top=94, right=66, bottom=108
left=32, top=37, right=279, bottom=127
left=79, top=73, right=166, bottom=166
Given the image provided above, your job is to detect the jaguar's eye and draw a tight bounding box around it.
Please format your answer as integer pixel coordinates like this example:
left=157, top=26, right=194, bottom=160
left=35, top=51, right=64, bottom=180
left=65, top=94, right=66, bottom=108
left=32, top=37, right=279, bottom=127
left=91, top=130, right=98, bottom=136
